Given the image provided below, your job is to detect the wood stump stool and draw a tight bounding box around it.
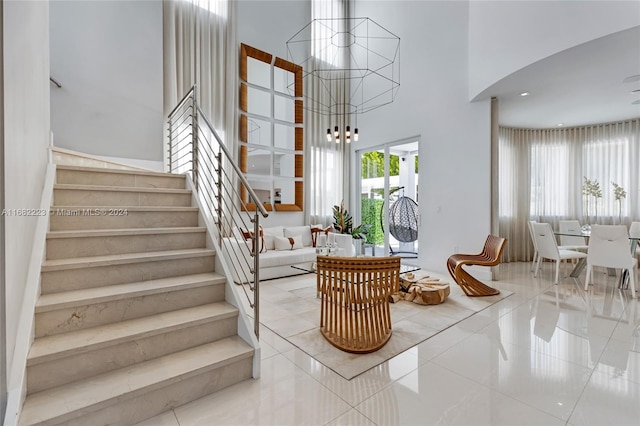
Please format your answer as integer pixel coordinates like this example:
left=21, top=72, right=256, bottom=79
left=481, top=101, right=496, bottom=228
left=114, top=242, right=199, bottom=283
left=393, top=275, right=450, bottom=305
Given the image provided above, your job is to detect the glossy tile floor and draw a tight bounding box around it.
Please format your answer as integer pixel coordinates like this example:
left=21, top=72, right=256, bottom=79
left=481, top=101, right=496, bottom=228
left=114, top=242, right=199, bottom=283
left=140, top=262, right=640, bottom=426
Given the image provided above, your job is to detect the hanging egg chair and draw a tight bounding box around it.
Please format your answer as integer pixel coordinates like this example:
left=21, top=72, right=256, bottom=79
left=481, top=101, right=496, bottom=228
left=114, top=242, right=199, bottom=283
left=389, top=195, right=419, bottom=243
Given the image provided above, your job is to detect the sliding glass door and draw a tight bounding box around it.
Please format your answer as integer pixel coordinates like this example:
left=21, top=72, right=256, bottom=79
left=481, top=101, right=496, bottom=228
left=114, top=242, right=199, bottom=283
left=356, top=140, right=419, bottom=257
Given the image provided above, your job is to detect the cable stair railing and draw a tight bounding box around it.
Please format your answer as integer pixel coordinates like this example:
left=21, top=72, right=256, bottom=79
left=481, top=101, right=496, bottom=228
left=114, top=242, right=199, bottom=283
left=167, top=85, right=268, bottom=338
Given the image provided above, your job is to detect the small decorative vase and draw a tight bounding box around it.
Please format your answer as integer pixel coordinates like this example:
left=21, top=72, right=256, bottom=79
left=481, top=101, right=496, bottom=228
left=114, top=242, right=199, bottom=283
left=581, top=224, right=591, bottom=233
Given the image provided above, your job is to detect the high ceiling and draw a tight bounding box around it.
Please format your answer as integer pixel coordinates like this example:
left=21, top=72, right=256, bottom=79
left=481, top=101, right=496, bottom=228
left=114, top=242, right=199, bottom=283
left=478, top=26, right=640, bottom=129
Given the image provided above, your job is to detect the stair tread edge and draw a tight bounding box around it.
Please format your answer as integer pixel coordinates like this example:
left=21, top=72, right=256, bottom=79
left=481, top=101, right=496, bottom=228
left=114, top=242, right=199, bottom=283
left=35, top=272, right=226, bottom=312
left=28, top=303, right=239, bottom=363
left=21, top=338, right=253, bottom=424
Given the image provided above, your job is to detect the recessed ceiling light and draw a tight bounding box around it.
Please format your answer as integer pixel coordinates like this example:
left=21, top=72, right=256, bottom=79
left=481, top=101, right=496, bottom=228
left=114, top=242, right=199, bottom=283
left=520, top=92, right=530, bottom=97
left=557, top=123, right=564, bottom=127
left=623, top=75, right=640, bottom=83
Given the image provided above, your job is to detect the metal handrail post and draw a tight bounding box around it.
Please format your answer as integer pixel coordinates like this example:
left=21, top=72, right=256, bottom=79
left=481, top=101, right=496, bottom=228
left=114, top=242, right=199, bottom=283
left=216, top=149, right=223, bottom=247
left=167, top=120, right=173, bottom=172
left=192, top=87, right=199, bottom=190
left=253, top=211, right=260, bottom=338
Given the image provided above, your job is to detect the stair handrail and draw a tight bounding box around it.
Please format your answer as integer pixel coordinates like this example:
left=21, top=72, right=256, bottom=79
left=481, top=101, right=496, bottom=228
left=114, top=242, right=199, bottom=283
left=167, top=85, right=267, bottom=338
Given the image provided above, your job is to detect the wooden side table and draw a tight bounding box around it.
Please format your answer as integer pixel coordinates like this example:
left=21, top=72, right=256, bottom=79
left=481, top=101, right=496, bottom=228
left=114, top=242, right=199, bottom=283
left=316, top=256, right=400, bottom=353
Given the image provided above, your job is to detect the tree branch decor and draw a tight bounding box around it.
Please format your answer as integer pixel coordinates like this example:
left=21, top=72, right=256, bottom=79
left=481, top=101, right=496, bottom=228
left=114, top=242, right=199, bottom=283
left=612, top=181, right=626, bottom=223
left=582, top=177, right=602, bottom=223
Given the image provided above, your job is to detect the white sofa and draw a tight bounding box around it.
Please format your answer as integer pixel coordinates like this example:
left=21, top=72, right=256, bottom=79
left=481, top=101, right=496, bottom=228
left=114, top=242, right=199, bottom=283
left=224, top=225, right=322, bottom=282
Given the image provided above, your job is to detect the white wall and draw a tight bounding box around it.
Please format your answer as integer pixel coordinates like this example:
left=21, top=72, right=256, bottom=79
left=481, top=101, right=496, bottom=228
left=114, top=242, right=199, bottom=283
left=236, top=0, right=310, bottom=228
left=354, top=1, right=492, bottom=273
left=3, top=0, right=50, bottom=394
left=237, top=0, right=309, bottom=61
left=0, top=1, right=5, bottom=421
left=50, top=0, right=163, bottom=161
left=468, top=0, right=640, bottom=100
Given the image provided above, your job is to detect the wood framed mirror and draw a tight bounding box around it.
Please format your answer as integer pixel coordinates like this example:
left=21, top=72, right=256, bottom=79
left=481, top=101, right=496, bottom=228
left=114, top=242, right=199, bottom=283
left=239, top=43, right=303, bottom=212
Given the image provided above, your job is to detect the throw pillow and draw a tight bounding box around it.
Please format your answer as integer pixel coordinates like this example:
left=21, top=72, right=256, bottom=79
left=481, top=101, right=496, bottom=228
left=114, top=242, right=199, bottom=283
left=284, top=226, right=313, bottom=247
left=262, top=226, right=284, bottom=250
left=274, top=235, right=304, bottom=251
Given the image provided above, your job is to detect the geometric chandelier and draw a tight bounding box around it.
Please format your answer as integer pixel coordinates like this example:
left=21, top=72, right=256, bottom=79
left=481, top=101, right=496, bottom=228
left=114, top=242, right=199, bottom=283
left=286, top=17, right=400, bottom=143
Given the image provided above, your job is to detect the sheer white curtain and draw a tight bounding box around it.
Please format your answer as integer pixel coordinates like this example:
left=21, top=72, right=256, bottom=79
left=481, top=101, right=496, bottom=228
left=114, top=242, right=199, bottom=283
left=306, top=0, right=353, bottom=225
left=499, top=119, right=640, bottom=261
left=163, top=0, right=236, bottom=156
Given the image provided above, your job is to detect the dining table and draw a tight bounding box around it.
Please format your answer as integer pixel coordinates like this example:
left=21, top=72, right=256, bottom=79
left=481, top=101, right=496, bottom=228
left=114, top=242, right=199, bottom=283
left=554, top=229, right=639, bottom=289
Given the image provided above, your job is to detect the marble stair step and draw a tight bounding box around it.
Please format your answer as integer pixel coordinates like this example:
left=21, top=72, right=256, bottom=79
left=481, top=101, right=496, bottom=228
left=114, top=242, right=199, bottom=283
left=29, top=302, right=237, bottom=364
left=36, top=272, right=224, bottom=313
left=46, top=227, right=207, bottom=259
left=40, top=249, right=216, bottom=293
left=19, top=336, right=254, bottom=426
left=27, top=303, right=239, bottom=393
left=34, top=273, right=226, bottom=337
left=53, top=184, right=192, bottom=207
left=49, top=206, right=200, bottom=230
left=42, top=248, right=216, bottom=272
left=56, top=165, right=187, bottom=189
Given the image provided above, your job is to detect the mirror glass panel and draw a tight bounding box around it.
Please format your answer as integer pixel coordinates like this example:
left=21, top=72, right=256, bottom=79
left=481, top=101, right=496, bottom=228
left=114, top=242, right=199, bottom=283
left=274, top=95, right=295, bottom=122
left=273, top=151, right=295, bottom=177
left=247, top=178, right=272, bottom=205
left=247, top=117, right=271, bottom=147
left=274, top=67, right=294, bottom=95
left=274, top=124, right=296, bottom=150
left=247, top=87, right=271, bottom=118
left=274, top=179, right=296, bottom=204
left=247, top=57, right=271, bottom=89
left=245, top=147, right=271, bottom=176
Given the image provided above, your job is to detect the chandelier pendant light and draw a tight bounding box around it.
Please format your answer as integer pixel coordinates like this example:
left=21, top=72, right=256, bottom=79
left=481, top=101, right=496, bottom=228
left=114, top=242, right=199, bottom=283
left=287, top=17, right=400, bottom=144
left=326, top=120, right=357, bottom=143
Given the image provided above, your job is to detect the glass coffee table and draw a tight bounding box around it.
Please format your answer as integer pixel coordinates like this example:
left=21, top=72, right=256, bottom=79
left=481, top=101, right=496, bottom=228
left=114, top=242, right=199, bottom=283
left=291, top=257, right=419, bottom=275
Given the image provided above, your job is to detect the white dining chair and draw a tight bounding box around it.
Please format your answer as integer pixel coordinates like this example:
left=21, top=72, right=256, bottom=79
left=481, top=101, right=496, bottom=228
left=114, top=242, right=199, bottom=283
left=584, top=224, right=637, bottom=298
left=528, top=220, right=539, bottom=272
left=558, top=220, right=588, bottom=252
left=532, top=222, right=587, bottom=284
left=630, top=222, right=640, bottom=261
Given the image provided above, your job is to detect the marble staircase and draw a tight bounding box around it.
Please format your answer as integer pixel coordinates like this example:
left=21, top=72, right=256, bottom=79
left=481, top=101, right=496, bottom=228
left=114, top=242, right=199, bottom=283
left=19, top=165, right=254, bottom=425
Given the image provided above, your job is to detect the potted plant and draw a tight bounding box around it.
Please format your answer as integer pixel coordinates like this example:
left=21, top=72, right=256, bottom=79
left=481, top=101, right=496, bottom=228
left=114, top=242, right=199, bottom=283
left=332, top=201, right=372, bottom=254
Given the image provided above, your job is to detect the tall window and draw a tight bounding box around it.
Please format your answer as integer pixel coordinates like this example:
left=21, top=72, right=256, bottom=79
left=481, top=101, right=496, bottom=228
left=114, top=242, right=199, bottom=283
left=183, top=0, right=227, bottom=18
left=582, top=133, right=632, bottom=219
left=498, top=119, right=640, bottom=261
left=306, top=0, right=353, bottom=224
left=530, top=142, right=571, bottom=217
left=312, top=0, right=347, bottom=67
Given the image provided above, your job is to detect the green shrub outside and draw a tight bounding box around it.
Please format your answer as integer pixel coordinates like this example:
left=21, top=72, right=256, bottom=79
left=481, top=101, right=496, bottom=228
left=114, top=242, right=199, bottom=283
left=361, top=198, right=384, bottom=245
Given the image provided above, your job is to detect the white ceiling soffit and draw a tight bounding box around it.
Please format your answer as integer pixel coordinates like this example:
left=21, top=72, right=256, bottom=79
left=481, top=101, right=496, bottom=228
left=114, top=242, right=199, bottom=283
left=476, top=26, right=640, bottom=129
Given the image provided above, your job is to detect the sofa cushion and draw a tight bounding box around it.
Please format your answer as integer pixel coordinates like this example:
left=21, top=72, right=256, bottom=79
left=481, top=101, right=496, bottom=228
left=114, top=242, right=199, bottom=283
left=284, top=225, right=313, bottom=247
left=259, top=247, right=316, bottom=268
left=274, top=235, right=304, bottom=251
left=262, top=226, right=284, bottom=250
